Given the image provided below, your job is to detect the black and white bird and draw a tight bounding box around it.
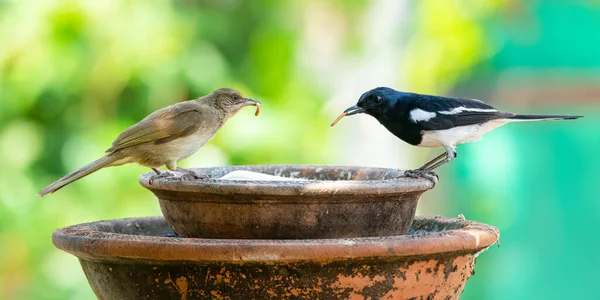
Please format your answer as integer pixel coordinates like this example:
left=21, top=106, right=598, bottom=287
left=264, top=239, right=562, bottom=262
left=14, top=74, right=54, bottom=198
left=331, top=87, right=582, bottom=177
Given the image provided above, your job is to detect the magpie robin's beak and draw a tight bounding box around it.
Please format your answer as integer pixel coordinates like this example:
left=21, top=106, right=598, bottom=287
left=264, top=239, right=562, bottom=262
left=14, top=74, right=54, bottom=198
left=330, top=105, right=365, bottom=127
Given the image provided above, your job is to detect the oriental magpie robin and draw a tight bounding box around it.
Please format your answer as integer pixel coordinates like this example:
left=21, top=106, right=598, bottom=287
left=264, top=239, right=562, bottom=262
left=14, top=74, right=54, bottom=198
left=331, top=87, right=582, bottom=177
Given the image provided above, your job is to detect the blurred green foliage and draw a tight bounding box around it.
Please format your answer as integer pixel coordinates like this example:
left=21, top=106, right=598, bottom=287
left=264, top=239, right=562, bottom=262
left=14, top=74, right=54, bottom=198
left=1, top=1, right=599, bottom=299
left=0, top=1, right=350, bottom=298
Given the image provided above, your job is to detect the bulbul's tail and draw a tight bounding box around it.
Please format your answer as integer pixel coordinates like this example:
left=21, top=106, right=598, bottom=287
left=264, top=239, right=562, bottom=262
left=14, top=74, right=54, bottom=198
left=37, top=155, right=119, bottom=196
left=508, top=114, right=583, bottom=122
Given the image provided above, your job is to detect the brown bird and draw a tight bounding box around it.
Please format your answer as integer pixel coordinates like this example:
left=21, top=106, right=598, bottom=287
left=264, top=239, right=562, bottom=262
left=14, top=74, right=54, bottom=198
left=38, top=88, right=261, bottom=196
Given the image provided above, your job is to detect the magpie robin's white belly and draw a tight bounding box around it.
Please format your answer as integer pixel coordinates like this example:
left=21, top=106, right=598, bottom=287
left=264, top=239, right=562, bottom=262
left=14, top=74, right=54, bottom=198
left=418, top=119, right=509, bottom=148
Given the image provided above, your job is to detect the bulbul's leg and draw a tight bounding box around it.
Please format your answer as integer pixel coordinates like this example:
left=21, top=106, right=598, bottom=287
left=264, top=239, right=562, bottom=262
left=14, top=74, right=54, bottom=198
left=152, top=167, right=174, bottom=176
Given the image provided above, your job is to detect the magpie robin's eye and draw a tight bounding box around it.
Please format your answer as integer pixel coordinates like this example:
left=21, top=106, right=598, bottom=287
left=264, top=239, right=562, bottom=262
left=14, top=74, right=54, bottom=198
left=374, top=95, right=383, bottom=104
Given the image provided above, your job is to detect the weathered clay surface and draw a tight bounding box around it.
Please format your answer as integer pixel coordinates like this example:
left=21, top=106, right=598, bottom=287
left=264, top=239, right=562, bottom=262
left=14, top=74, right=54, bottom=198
left=53, top=216, right=499, bottom=300
left=139, top=165, right=435, bottom=239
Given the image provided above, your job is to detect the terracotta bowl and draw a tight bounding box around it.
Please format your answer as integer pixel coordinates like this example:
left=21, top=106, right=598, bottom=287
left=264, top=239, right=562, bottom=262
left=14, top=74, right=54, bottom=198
left=139, top=165, right=435, bottom=239
left=53, top=216, right=499, bottom=300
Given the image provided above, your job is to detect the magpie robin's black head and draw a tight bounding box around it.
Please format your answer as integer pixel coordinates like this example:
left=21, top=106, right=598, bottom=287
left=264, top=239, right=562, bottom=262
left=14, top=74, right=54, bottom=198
left=331, top=87, right=402, bottom=126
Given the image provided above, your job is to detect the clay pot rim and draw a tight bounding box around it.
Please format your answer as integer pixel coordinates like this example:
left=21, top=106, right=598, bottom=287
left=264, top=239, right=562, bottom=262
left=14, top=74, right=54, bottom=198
left=138, top=165, right=434, bottom=196
left=53, top=216, right=499, bottom=263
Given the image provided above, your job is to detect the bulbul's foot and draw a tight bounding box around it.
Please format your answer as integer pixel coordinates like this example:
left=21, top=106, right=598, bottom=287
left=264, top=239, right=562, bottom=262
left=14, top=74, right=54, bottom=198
left=149, top=170, right=174, bottom=184
left=176, top=168, right=210, bottom=181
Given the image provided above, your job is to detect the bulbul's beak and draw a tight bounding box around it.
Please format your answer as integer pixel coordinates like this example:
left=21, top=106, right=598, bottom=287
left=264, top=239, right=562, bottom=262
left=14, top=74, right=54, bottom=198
left=330, top=105, right=365, bottom=127
left=243, top=98, right=261, bottom=116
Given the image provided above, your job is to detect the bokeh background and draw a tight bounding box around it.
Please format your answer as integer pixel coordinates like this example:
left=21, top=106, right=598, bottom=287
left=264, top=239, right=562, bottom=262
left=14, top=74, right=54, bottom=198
left=1, top=0, right=599, bottom=299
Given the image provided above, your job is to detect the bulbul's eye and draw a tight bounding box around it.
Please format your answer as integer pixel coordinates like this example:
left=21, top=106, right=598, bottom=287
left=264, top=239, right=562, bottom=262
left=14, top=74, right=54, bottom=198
left=233, top=95, right=239, bottom=101
left=374, top=95, right=383, bottom=104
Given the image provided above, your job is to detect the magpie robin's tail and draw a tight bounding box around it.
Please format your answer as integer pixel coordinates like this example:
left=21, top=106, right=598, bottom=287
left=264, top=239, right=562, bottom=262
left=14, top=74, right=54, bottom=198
left=508, top=114, right=583, bottom=122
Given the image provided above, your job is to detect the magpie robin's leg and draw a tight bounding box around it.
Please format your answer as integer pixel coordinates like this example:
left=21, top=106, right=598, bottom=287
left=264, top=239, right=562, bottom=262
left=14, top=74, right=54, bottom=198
left=404, top=147, right=456, bottom=179
left=404, top=152, right=446, bottom=178
left=419, top=152, right=447, bottom=170
left=424, top=147, right=457, bottom=171
left=176, top=167, right=209, bottom=180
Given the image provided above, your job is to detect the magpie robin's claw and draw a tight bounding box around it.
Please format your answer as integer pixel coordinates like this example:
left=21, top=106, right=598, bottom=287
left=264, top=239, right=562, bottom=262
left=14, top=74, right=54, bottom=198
left=403, top=169, right=439, bottom=186
left=421, top=171, right=439, bottom=186
left=403, top=168, right=426, bottom=178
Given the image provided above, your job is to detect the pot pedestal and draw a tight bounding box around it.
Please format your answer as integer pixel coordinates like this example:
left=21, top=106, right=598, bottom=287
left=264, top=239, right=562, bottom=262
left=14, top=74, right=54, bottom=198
left=53, top=216, right=499, bottom=300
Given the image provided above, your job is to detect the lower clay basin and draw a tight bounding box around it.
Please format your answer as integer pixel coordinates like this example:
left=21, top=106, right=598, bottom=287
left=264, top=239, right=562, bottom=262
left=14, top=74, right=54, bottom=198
left=53, top=216, right=499, bottom=300
left=139, top=165, right=435, bottom=239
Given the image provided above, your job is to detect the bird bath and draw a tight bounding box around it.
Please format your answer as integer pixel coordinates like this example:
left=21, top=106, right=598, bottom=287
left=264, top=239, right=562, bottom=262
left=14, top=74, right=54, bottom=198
left=52, top=165, right=499, bottom=299
left=139, top=165, right=435, bottom=239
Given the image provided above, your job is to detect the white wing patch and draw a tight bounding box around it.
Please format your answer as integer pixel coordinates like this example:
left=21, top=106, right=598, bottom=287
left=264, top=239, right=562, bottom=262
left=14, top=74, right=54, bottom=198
left=438, top=106, right=498, bottom=115
left=410, top=109, right=437, bottom=123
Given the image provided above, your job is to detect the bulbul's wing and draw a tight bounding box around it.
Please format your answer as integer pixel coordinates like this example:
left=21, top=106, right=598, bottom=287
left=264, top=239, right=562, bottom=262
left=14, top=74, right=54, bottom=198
left=106, top=102, right=218, bottom=153
left=409, top=97, right=514, bottom=130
